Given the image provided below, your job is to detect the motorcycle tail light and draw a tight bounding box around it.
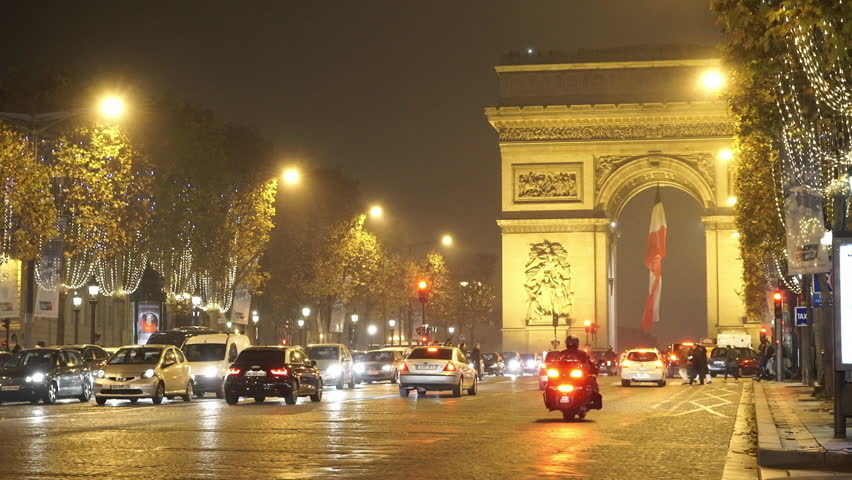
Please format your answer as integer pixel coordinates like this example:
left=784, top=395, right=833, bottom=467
left=569, top=369, right=583, bottom=378
left=546, top=369, right=560, bottom=378
left=556, top=384, right=574, bottom=393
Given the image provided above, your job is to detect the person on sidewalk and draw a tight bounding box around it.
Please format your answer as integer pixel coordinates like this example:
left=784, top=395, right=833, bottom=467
left=724, top=347, right=740, bottom=381
left=690, top=344, right=708, bottom=385
left=678, top=346, right=691, bottom=384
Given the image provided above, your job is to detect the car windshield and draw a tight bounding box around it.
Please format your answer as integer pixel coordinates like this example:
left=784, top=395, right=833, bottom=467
left=482, top=353, right=499, bottom=362
left=305, top=346, right=339, bottom=360
left=352, top=352, right=366, bottom=362
left=502, top=353, right=519, bottom=361
left=7, top=350, right=56, bottom=368
left=235, top=349, right=285, bottom=365
left=184, top=344, right=226, bottom=362
left=364, top=351, right=394, bottom=362
left=408, top=348, right=453, bottom=360
left=627, top=351, right=658, bottom=362
left=710, top=347, right=728, bottom=358
left=145, top=332, right=187, bottom=348
left=108, top=348, right=162, bottom=365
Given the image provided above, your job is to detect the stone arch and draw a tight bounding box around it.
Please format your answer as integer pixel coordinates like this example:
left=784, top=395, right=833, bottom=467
left=595, top=154, right=716, bottom=219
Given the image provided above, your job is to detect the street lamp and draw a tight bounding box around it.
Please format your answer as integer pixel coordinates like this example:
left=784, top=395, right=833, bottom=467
left=282, top=167, right=301, bottom=186
left=350, top=314, right=359, bottom=347
left=388, top=319, right=397, bottom=346
left=251, top=310, right=260, bottom=344
left=448, top=326, right=455, bottom=344
left=583, top=319, right=592, bottom=345
left=369, top=205, right=383, bottom=219
left=700, top=69, right=725, bottom=92
left=87, top=278, right=100, bottom=344
left=72, top=292, right=83, bottom=345
left=297, top=319, right=305, bottom=346
left=191, top=294, right=202, bottom=326
left=367, top=325, right=377, bottom=348
left=99, top=95, right=126, bottom=119
left=441, top=234, right=453, bottom=247
left=302, top=307, right=311, bottom=318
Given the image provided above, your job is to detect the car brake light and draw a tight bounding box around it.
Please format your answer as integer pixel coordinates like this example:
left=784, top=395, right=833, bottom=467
left=427, top=347, right=438, bottom=352
left=444, top=362, right=457, bottom=372
left=270, top=368, right=289, bottom=376
left=655, top=361, right=664, bottom=367
left=669, top=354, right=677, bottom=361
left=556, top=384, right=574, bottom=393
left=569, top=369, right=583, bottom=378
left=227, top=368, right=241, bottom=376
left=546, top=368, right=560, bottom=378
left=622, top=360, right=631, bottom=367
left=399, top=362, right=408, bottom=372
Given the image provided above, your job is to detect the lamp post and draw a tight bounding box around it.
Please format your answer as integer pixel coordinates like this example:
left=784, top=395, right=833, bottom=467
left=72, top=292, right=83, bottom=345
left=388, top=319, right=396, bottom=346
left=191, top=294, right=202, bottom=326
left=226, top=320, right=233, bottom=333
left=251, top=310, right=260, bottom=344
left=448, top=326, right=455, bottom=344
left=583, top=319, right=592, bottom=346
left=297, top=319, right=305, bottom=346
left=87, top=278, right=100, bottom=344
left=350, top=314, right=359, bottom=348
left=367, top=325, right=377, bottom=348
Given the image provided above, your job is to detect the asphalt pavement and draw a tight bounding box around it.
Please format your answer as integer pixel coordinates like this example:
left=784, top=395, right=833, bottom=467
left=0, top=375, right=744, bottom=479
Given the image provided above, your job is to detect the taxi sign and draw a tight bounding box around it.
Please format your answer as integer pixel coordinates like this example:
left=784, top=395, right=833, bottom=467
left=795, top=307, right=808, bottom=327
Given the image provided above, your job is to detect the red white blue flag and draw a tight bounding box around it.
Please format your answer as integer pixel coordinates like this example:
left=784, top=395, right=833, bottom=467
left=641, top=190, right=667, bottom=331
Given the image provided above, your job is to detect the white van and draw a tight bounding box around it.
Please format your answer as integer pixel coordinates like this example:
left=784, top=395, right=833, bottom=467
left=183, top=333, right=252, bottom=398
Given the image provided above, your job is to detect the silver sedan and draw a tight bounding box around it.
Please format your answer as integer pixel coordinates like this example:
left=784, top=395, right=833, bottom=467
left=399, top=346, right=478, bottom=397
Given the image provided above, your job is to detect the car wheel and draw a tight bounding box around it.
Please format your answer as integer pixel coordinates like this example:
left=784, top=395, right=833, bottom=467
left=254, top=396, right=265, bottom=403
left=336, top=377, right=345, bottom=390
left=347, top=375, right=355, bottom=389
left=182, top=381, right=192, bottom=402
left=152, top=382, right=165, bottom=405
left=30, top=396, right=40, bottom=404
left=621, top=379, right=630, bottom=387
left=43, top=382, right=58, bottom=405
left=194, top=391, right=204, bottom=399
left=285, top=380, right=298, bottom=405
left=398, top=386, right=409, bottom=398
left=562, top=410, right=575, bottom=421
left=391, top=371, right=399, bottom=384
left=467, top=377, right=478, bottom=396
left=216, top=381, right=225, bottom=399
left=95, top=396, right=107, bottom=405
left=78, top=380, right=92, bottom=402
left=452, top=378, right=462, bottom=398
left=310, top=384, right=323, bottom=402
left=658, top=379, right=666, bottom=387
left=225, top=393, right=239, bottom=405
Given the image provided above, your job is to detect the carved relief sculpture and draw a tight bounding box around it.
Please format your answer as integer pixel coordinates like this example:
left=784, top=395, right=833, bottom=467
left=514, top=163, right=582, bottom=203
left=524, top=240, right=575, bottom=325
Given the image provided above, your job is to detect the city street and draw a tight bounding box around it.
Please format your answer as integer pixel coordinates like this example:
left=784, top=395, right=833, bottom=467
left=0, top=375, right=744, bottom=479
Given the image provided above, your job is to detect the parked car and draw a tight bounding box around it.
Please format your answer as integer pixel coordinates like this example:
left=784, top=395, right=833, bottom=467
left=621, top=349, right=666, bottom=387
left=224, top=346, right=323, bottom=405
left=708, top=347, right=760, bottom=377
left=305, top=344, right=356, bottom=389
left=94, top=345, right=193, bottom=405
left=481, top=352, right=504, bottom=376
left=64, top=344, right=111, bottom=375
left=398, top=346, right=478, bottom=398
left=184, top=333, right=252, bottom=398
left=146, top=326, right=220, bottom=349
left=0, top=347, right=92, bottom=404
left=501, top=352, right=522, bottom=375
left=354, top=349, right=405, bottom=383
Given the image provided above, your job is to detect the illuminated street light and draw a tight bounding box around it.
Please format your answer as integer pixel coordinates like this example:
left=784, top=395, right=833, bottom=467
left=282, top=168, right=301, bottom=186
left=367, top=324, right=377, bottom=348
left=369, top=205, right=383, bottom=218
left=718, top=149, right=734, bottom=162
left=700, top=69, right=725, bottom=92
left=441, top=234, right=453, bottom=247
left=448, top=326, right=455, bottom=335
left=727, top=196, right=737, bottom=206
left=302, top=307, right=311, bottom=317
left=99, top=95, right=125, bottom=119
left=72, top=292, right=83, bottom=345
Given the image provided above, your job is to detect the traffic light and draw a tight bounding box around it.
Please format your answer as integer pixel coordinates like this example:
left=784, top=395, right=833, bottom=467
left=773, top=291, right=783, bottom=343
left=420, top=336, right=428, bottom=345
left=417, top=280, right=429, bottom=303
left=583, top=319, right=592, bottom=334
left=591, top=323, right=599, bottom=335
left=281, top=338, right=288, bottom=345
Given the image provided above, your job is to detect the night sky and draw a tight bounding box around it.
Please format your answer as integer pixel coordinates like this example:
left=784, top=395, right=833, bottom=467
left=2, top=1, right=722, bottom=342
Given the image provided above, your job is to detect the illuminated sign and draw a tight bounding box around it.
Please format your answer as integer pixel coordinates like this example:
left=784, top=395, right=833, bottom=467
left=836, top=242, right=852, bottom=368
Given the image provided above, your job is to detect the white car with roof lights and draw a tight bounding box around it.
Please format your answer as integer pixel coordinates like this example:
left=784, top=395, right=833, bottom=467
left=620, top=348, right=666, bottom=387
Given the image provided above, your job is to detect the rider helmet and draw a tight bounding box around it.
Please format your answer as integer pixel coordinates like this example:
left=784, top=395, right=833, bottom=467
left=565, top=336, right=580, bottom=348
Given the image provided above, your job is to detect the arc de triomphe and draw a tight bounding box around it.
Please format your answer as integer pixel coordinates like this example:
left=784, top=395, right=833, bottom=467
left=486, top=56, right=751, bottom=352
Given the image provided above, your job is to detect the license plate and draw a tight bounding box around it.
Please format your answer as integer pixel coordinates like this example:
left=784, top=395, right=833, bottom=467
left=368, top=370, right=380, bottom=375
left=635, top=373, right=650, bottom=379
left=246, top=371, right=266, bottom=377
left=110, top=384, right=129, bottom=390
left=559, top=395, right=571, bottom=403
left=418, top=364, right=438, bottom=370
left=1, top=385, right=20, bottom=391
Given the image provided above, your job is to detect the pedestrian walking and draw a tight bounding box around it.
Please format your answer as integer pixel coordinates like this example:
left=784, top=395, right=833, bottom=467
left=471, top=344, right=483, bottom=379
left=723, top=347, right=740, bottom=381
left=678, top=346, right=690, bottom=384
left=690, top=345, right=708, bottom=385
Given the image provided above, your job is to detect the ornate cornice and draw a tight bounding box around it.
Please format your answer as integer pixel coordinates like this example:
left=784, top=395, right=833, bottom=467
left=485, top=102, right=733, bottom=142
left=497, top=218, right=611, bottom=234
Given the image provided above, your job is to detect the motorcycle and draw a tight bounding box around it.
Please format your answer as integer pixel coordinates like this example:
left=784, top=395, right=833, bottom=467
left=542, top=361, right=603, bottom=421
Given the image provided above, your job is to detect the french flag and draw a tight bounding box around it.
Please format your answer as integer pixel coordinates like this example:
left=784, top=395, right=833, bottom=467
left=641, top=190, right=667, bottom=332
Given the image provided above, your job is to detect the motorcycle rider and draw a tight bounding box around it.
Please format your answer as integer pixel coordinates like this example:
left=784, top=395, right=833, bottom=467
left=558, top=336, right=600, bottom=396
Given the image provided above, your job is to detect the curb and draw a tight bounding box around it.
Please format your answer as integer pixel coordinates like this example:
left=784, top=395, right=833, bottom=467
left=754, top=382, right=852, bottom=470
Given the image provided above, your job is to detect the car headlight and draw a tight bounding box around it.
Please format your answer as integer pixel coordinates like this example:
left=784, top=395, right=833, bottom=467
left=142, top=369, right=156, bottom=379
left=326, top=365, right=342, bottom=376
left=25, top=372, right=45, bottom=383
left=381, top=364, right=392, bottom=372
left=203, top=366, right=218, bottom=378
left=96, top=370, right=105, bottom=378
left=353, top=363, right=365, bottom=373
left=526, top=360, right=537, bottom=368
left=509, top=360, right=520, bottom=369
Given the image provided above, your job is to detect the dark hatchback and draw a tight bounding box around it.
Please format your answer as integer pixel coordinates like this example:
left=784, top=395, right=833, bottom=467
left=224, top=347, right=323, bottom=405
left=0, top=348, right=92, bottom=404
left=146, top=326, right=220, bottom=348
left=482, top=353, right=504, bottom=376
left=64, top=344, right=111, bottom=373
left=709, top=347, right=760, bottom=376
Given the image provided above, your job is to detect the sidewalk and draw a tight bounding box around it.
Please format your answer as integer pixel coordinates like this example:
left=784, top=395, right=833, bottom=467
left=755, top=380, right=852, bottom=477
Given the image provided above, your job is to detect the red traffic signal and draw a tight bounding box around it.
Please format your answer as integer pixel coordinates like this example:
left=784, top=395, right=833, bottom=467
left=760, top=326, right=768, bottom=335
left=420, top=336, right=428, bottom=344
left=417, top=280, right=429, bottom=303
left=773, top=291, right=782, bottom=302
left=281, top=338, right=288, bottom=345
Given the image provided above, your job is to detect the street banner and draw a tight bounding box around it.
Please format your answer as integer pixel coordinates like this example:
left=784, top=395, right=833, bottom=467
left=784, top=186, right=830, bottom=274
left=34, top=286, right=59, bottom=319
left=231, top=288, right=251, bottom=325
left=136, top=302, right=161, bottom=345
left=0, top=260, right=20, bottom=319
left=641, top=188, right=667, bottom=331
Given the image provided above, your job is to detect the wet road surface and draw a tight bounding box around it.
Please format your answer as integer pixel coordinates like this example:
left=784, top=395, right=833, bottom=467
left=0, top=375, right=743, bottom=479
